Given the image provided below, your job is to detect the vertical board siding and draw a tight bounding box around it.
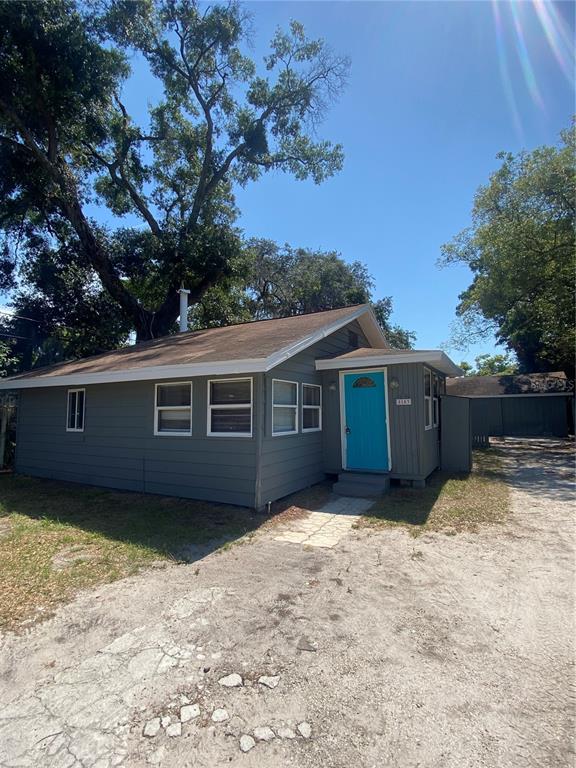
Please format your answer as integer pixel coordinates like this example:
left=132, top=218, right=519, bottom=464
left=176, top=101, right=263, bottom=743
left=16, top=376, right=258, bottom=507
left=258, top=321, right=368, bottom=504
left=470, top=396, right=569, bottom=438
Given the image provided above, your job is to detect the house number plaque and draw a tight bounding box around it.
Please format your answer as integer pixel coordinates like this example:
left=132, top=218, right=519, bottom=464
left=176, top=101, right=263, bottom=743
left=396, top=398, right=412, bottom=406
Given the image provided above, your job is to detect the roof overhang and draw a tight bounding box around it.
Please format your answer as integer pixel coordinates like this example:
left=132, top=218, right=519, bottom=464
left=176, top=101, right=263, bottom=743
left=0, top=304, right=387, bottom=390
left=316, top=350, right=463, bottom=377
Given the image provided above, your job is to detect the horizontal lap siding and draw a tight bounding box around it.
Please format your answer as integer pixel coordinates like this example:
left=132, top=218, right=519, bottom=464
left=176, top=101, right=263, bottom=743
left=16, top=376, right=258, bottom=508
left=258, top=321, right=368, bottom=505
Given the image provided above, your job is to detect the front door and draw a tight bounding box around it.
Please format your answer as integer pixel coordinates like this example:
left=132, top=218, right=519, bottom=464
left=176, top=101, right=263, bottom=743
left=343, top=370, right=389, bottom=471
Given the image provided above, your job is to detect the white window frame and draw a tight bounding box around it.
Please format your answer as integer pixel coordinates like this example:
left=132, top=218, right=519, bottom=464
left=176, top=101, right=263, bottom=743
left=154, top=381, right=193, bottom=437
left=424, top=368, right=433, bottom=430
left=433, top=374, right=440, bottom=428
left=272, top=378, right=299, bottom=437
left=66, top=388, right=85, bottom=432
left=207, top=377, right=253, bottom=438
left=302, top=383, right=322, bottom=433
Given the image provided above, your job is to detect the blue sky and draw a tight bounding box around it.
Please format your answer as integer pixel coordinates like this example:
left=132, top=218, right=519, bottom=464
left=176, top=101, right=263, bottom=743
left=224, top=1, right=573, bottom=361
left=7, top=1, right=572, bottom=363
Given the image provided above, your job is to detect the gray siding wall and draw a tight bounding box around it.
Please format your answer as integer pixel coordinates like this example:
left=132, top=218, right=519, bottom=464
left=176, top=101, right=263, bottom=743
left=322, top=362, right=443, bottom=481
left=440, top=395, right=472, bottom=472
left=16, top=375, right=261, bottom=507
left=257, top=320, right=368, bottom=506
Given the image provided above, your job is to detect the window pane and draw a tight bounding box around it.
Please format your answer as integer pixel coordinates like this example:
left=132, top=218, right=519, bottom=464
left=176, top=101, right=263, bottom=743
left=157, top=383, right=191, bottom=407
left=273, top=380, right=297, bottom=406
left=433, top=398, right=439, bottom=425
left=158, top=409, right=191, bottom=432
left=67, top=391, right=77, bottom=429
left=353, top=376, right=376, bottom=389
left=303, top=408, right=320, bottom=430
left=273, top=406, right=297, bottom=433
left=210, top=380, right=251, bottom=405
left=425, top=398, right=432, bottom=427
left=211, top=407, right=251, bottom=433
left=76, top=390, right=85, bottom=430
left=424, top=370, right=431, bottom=397
left=303, top=385, right=320, bottom=406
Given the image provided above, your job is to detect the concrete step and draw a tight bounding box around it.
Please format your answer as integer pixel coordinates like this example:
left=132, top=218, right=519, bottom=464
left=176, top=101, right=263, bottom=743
left=337, top=472, right=390, bottom=489
left=332, top=472, right=390, bottom=498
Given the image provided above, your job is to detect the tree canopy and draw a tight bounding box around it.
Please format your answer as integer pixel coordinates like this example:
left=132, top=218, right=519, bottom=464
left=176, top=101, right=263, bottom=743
left=0, top=0, right=349, bottom=341
left=458, top=353, right=518, bottom=377
left=441, top=124, right=575, bottom=377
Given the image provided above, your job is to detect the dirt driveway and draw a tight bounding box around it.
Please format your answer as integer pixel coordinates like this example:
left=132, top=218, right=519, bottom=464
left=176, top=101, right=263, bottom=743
left=0, top=439, right=574, bottom=768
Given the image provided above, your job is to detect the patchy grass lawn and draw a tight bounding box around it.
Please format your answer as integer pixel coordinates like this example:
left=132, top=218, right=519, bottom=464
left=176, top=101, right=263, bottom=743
left=361, top=449, right=509, bottom=535
left=0, top=475, right=263, bottom=633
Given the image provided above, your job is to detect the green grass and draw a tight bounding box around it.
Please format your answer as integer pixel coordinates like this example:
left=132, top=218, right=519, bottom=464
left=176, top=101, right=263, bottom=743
left=361, top=449, right=510, bottom=535
left=0, top=475, right=262, bottom=632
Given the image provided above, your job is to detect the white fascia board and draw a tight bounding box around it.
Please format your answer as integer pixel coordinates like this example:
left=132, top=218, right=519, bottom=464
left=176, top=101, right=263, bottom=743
left=357, top=306, right=389, bottom=349
left=265, top=306, right=373, bottom=371
left=0, top=358, right=267, bottom=390
left=316, top=350, right=463, bottom=377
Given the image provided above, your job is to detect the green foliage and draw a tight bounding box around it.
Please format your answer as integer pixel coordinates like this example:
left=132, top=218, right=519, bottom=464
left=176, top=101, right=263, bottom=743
left=459, top=353, right=518, bottom=377
left=441, top=124, right=575, bottom=376
left=0, top=0, right=349, bottom=344
left=191, top=239, right=415, bottom=348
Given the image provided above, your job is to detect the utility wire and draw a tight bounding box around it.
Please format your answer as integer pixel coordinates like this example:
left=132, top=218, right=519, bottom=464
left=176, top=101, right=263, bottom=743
left=0, top=309, right=41, bottom=324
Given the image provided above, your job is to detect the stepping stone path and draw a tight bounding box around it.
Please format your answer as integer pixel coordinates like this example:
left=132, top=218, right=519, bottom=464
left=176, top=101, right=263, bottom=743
left=212, top=708, right=229, bottom=723
left=253, top=726, right=275, bottom=742
left=240, top=735, right=256, bottom=752
left=273, top=497, right=373, bottom=548
left=218, top=673, right=243, bottom=687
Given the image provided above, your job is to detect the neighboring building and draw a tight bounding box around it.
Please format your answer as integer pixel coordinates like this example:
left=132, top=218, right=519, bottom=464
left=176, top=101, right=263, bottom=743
left=447, top=372, right=574, bottom=439
left=0, top=305, right=462, bottom=509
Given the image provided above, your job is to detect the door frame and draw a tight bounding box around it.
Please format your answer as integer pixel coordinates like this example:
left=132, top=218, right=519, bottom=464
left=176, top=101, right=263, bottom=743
left=339, top=367, right=392, bottom=472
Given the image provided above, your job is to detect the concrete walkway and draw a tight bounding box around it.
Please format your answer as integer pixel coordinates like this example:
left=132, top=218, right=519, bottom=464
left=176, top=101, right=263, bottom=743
left=273, top=496, right=374, bottom=548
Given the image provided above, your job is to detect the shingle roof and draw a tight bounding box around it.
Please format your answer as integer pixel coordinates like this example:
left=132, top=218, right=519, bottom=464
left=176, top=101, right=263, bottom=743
left=0, top=304, right=381, bottom=388
left=446, top=372, right=571, bottom=397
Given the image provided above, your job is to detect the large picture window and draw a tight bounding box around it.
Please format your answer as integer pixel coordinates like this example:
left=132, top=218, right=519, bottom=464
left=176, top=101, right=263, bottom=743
left=66, top=389, right=85, bottom=432
left=272, top=379, right=298, bottom=435
left=208, top=378, right=252, bottom=436
left=155, top=382, right=192, bottom=435
left=302, top=383, right=322, bottom=432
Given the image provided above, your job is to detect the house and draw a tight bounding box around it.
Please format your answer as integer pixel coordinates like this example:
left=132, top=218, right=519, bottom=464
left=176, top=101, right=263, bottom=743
left=0, top=304, right=462, bottom=509
left=446, top=372, right=574, bottom=439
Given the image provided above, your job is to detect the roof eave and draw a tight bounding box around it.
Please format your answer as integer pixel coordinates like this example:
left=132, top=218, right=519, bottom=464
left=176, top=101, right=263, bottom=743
left=315, top=350, right=463, bottom=377
left=0, top=358, right=268, bottom=390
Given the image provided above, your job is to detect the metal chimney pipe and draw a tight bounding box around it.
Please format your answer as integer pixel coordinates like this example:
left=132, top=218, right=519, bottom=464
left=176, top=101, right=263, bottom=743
left=178, top=288, right=190, bottom=333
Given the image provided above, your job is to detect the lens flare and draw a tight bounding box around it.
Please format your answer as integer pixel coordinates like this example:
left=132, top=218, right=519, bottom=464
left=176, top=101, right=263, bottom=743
left=533, top=0, right=575, bottom=84
left=508, top=1, right=545, bottom=109
left=491, top=0, right=524, bottom=140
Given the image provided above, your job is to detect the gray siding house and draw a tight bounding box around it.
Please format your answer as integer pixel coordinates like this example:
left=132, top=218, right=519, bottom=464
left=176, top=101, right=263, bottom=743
left=0, top=305, right=462, bottom=509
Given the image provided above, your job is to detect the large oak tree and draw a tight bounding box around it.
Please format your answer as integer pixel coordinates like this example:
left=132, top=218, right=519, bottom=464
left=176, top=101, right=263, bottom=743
left=0, top=0, right=349, bottom=340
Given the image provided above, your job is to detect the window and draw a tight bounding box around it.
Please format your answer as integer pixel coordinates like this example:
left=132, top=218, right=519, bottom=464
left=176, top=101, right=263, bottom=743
left=302, top=383, right=322, bottom=432
left=208, top=378, right=252, bottom=436
left=353, top=376, right=376, bottom=388
left=67, top=389, right=85, bottom=432
left=272, top=379, right=298, bottom=436
left=424, top=368, right=432, bottom=429
left=433, top=375, right=440, bottom=427
left=155, top=382, right=192, bottom=435
left=348, top=330, right=359, bottom=349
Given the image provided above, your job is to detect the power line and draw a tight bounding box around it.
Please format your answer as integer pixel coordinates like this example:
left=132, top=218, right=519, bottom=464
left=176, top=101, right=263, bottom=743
left=0, top=309, right=41, bottom=324
left=0, top=332, right=31, bottom=340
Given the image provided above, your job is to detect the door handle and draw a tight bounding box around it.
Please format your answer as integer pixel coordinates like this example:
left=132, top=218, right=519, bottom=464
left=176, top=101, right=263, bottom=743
left=345, top=426, right=351, bottom=434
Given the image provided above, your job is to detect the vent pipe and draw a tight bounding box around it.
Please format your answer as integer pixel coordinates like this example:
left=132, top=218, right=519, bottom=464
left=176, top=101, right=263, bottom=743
left=178, top=288, right=190, bottom=333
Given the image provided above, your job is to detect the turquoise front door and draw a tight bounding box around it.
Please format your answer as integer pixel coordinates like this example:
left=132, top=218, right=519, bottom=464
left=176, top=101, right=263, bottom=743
left=343, top=370, right=389, bottom=471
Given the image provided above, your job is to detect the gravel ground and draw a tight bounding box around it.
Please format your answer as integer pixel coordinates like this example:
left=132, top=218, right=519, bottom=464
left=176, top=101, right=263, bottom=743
left=0, top=438, right=573, bottom=768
